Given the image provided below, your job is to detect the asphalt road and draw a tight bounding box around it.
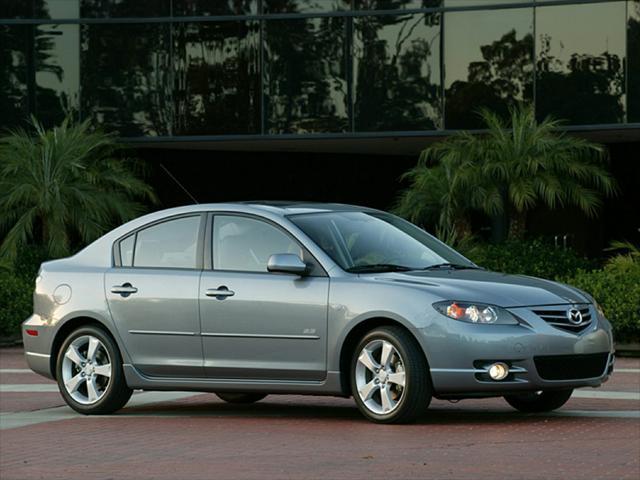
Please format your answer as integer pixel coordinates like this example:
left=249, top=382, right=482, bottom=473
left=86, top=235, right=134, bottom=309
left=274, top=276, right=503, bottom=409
left=1, top=347, right=638, bottom=480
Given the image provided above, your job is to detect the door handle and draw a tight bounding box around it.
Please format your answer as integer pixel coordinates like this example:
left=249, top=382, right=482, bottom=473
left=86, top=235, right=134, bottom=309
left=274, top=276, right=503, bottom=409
left=205, top=286, right=235, bottom=298
left=111, top=283, right=138, bottom=297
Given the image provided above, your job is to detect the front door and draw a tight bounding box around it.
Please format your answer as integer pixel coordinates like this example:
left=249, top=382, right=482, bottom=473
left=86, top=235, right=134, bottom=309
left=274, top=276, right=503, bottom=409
left=200, top=214, right=329, bottom=381
left=106, top=214, right=205, bottom=377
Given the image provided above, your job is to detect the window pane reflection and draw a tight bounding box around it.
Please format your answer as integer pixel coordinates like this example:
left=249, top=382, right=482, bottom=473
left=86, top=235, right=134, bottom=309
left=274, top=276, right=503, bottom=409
left=80, top=0, right=170, bottom=17
left=173, top=21, right=261, bottom=135
left=0, top=24, right=28, bottom=130
left=35, top=24, right=80, bottom=127
left=264, top=0, right=350, bottom=13
left=444, top=0, right=526, bottom=6
left=628, top=0, right=640, bottom=122
left=81, top=23, right=172, bottom=136
left=354, top=13, right=442, bottom=131
left=355, top=1, right=441, bottom=10
left=535, top=2, right=626, bottom=124
left=1, top=0, right=80, bottom=19
left=444, top=6, right=533, bottom=129
left=0, top=1, right=30, bottom=19
left=173, top=0, right=257, bottom=16
left=264, top=17, right=349, bottom=133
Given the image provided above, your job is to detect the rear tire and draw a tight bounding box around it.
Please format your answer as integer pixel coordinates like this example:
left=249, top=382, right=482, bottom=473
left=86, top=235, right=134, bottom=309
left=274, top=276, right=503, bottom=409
left=216, top=393, right=267, bottom=404
left=504, top=389, right=573, bottom=413
left=56, top=325, right=132, bottom=415
left=350, top=326, right=431, bottom=424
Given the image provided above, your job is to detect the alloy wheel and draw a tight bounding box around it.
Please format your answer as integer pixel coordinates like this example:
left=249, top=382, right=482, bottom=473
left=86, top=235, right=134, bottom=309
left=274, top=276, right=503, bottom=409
left=61, top=335, right=112, bottom=405
left=355, top=339, right=406, bottom=415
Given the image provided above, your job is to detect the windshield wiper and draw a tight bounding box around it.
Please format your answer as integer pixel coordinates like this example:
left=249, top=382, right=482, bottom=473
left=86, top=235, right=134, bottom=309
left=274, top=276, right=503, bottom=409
left=422, top=263, right=483, bottom=271
left=345, top=263, right=414, bottom=273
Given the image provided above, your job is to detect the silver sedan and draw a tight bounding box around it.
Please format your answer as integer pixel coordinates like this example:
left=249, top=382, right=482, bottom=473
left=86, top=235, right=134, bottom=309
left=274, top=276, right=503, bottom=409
left=22, top=202, right=614, bottom=423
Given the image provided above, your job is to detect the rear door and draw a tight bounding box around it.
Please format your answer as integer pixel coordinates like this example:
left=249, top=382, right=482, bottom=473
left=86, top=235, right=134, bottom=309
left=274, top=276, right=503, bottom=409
left=106, top=214, right=205, bottom=377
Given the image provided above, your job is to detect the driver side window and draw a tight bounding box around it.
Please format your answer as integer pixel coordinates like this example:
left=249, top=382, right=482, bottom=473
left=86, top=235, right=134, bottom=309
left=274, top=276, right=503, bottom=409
left=213, top=216, right=302, bottom=273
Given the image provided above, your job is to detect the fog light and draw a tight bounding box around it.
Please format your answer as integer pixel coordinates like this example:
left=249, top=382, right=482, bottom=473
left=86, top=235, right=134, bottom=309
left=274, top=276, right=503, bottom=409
left=488, top=362, right=509, bottom=381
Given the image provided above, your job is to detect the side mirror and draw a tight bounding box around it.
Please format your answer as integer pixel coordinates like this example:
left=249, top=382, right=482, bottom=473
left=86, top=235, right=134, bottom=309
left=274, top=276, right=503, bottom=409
left=267, top=253, right=308, bottom=275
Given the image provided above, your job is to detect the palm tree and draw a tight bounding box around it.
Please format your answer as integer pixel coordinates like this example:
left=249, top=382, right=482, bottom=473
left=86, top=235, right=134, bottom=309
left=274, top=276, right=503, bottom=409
left=395, top=105, right=617, bottom=241
left=0, top=117, right=156, bottom=265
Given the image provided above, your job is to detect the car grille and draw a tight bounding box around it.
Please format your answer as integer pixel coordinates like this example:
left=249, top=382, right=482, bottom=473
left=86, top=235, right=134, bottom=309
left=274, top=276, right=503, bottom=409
left=531, top=305, right=592, bottom=333
left=534, top=353, right=609, bottom=380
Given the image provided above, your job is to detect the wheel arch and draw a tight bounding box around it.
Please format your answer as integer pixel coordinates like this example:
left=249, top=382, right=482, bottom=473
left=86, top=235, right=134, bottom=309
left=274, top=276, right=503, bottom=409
left=49, top=315, right=120, bottom=380
left=337, top=316, right=432, bottom=396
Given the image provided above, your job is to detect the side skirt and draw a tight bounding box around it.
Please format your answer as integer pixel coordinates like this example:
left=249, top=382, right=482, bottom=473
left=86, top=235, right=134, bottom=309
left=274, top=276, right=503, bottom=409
left=123, top=364, right=345, bottom=396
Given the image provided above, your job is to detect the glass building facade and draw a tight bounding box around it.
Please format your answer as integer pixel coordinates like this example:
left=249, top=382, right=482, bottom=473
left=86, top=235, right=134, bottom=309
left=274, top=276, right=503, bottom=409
left=0, top=0, right=638, bottom=140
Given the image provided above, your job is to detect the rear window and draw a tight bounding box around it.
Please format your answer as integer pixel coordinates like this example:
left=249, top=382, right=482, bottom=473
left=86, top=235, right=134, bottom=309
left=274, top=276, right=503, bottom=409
left=118, top=216, right=201, bottom=269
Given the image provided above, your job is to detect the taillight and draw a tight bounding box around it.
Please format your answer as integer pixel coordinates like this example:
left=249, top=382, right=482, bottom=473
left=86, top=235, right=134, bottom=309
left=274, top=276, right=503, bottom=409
left=25, top=329, right=38, bottom=336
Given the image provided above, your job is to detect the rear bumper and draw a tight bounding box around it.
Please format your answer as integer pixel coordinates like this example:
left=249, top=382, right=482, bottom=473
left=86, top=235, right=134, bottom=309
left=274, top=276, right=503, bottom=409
left=421, top=307, right=615, bottom=396
left=22, top=314, right=55, bottom=380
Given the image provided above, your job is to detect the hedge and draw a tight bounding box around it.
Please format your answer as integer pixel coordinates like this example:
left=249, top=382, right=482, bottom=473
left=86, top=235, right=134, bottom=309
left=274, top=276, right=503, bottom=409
left=0, top=272, right=33, bottom=338
left=462, top=238, right=595, bottom=280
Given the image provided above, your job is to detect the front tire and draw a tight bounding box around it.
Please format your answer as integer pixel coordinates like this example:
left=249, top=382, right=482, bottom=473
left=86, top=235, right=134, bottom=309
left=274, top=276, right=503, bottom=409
left=56, top=325, right=132, bottom=415
left=216, top=393, right=267, bottom=404
left=351, top=326, right=431, bottom=424
left=504, top=389, right=573, bottom=413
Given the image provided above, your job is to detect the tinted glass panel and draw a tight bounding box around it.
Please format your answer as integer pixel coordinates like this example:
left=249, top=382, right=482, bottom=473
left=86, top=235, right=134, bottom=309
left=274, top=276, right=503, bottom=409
left=173, top=0, right=257, bottom=15
left=213, top=216, right=302, bottom=272
left=264, top=0, right=350, bottom=13
left=354, top=13, right=441, bottom=131
left=0, top=0, right=30, bottom=18
left=535, top=2, right=626, bottom=124
left=173, top=21, right=260, bottom=135
left=629, top=0, right=640, bottom=122
left=355, top=1, right=441, bottom=10
left=0, top=0, right=80, bottom=19
left=444, top=6, right=533, bottom=129
left=81, top=23, right=172, bottom=136
left=40, top=1, right=80, bottom=18
left=35, top=24, right=80, bottom=127
left=134, top=216, right=201, bottom=269
left=444, top=0, right=527, bottom=6
left=80, top=0, right=170, bottom=17
left=264, top=17, right=349, bottom=133
left=120, top=234, right=135, bottom=267
left=0, top=25, right=28, bottom=131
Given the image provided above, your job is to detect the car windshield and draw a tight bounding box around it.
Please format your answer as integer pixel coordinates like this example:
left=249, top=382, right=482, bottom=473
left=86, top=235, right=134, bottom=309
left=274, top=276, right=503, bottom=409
left=289, top=211, right=475, bottom=272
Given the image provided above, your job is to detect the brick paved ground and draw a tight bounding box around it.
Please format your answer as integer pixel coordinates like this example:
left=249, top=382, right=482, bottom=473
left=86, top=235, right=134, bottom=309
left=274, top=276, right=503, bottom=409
left=1, top=347, right=638, bottom=480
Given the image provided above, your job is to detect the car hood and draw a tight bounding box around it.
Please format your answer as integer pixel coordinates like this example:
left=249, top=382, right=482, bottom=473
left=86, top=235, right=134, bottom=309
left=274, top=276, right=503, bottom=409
left=370, top=269, right=589, bottom=307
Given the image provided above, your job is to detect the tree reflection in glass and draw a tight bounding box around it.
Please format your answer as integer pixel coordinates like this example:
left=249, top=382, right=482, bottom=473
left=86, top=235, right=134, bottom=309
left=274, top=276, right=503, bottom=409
left=0, top=24, right=28, bottom=131
left=264, top=16, right=348, bottom=134
left=81, top=23, right=172, bottom=136
left=444, top=6, right=534, bottom=129
left=264, top=0, right=349, bottom=13
left=628, top=0, right=640, bottom=122
left=535, top=2, right=626, bottom=125
left=173, top=21, right=261, bottom=135
left=354, top=12, right=442, bottom=131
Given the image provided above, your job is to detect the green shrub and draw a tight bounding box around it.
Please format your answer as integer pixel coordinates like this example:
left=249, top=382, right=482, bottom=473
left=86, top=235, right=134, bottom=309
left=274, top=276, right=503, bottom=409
left=0, top=272, right=33, bottom=338
left=461, top=239, right=595, bottom=280
left=565, top=257, right=640, bottom=343
left=0, top=246, right=45, bottom=338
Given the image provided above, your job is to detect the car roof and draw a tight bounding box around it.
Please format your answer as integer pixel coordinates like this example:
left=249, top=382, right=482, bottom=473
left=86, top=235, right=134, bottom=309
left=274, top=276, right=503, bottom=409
left=236, top=201, right=379, bottom=216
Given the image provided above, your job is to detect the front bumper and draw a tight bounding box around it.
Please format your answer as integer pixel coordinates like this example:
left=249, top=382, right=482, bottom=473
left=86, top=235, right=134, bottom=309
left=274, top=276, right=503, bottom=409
left=421, top=306, right=615, bottom=396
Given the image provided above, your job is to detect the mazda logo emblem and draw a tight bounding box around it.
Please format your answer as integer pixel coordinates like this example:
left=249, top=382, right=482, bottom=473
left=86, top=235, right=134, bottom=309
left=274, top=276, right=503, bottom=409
left=567, top=308, right=583, bottom=325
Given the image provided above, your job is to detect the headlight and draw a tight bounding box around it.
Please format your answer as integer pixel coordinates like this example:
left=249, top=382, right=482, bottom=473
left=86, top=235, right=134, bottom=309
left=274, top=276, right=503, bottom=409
left=433, top=301, right=518, bottom=325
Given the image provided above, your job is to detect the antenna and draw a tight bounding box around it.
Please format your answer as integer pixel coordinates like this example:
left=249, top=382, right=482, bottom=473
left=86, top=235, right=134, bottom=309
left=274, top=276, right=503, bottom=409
left=159, top=163, right=199, bottom=204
